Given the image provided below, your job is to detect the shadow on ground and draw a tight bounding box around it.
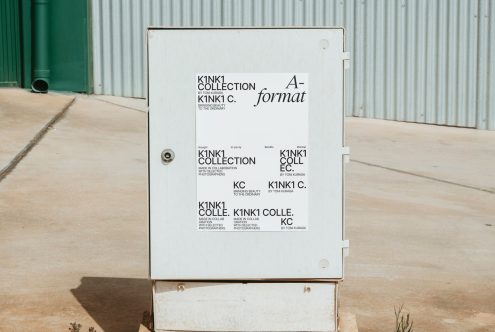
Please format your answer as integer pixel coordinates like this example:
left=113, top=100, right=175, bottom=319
left=71, top=277, right=151, bottom=332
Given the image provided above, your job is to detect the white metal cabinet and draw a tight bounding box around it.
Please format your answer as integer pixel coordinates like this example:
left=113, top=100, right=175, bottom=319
left=148, top=28, right=347, bottom=280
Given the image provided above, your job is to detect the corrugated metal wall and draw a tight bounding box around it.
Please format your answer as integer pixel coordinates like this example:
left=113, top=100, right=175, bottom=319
left=92, top=0, right=495, bottom=130
left=0, top=0, right=22, bottom=87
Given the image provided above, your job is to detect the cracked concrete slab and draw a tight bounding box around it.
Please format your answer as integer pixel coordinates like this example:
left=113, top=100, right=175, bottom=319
left=342, top=119, right=495, bottom=332
left=346, top=117, right=495, bottom=193
left=0, top=88, right=74, bottom=179
left=340, top=160, right=495, bottom=332
left=0, top=92, right=493, bottom=331
left=0, top=96, right=148, bottom=331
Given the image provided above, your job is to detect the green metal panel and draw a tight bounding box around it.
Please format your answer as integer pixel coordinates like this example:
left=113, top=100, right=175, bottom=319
left=48, top=0, right=91, bottom=93
left=17, top=0, right=92, bottom=92
left=20, top=0, right=31, bottom=88
left=0, top=0, right=22, bottom=87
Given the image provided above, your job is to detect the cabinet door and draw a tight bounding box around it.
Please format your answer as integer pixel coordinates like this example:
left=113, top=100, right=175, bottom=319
left=149, top=28, right=346, bottom=280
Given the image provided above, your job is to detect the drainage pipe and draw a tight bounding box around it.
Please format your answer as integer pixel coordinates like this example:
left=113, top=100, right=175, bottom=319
left=31, top=0, right=50, bottom=93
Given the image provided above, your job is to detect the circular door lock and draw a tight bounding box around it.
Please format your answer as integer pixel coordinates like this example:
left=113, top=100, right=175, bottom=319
left=161, top=149, right=175, bottom=164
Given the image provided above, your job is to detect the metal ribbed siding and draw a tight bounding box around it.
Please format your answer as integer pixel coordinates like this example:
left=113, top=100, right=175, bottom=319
left=0, top=0, right=22, bottom=87
left=353, top=0, right=494, bottom=130
left=92, top=0, right=495, bottom=129
left=477, top=0, right=495, bottom=130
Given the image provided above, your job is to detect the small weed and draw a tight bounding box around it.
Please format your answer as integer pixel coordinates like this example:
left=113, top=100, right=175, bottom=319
left=68, top=322, right=97, bottom=332
left=395, top=305, right=413, bottom=332
left=69, top=322, right=81, bottom=332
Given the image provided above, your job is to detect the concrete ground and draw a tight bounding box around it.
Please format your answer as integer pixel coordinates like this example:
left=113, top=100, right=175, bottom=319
left=0, top=91, right=148, bottom=332
left=0, top=88, right=494, bottom=331
left=342, top=119, right=495, bottom=332
left=0, top=89, right=73, bottom=175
